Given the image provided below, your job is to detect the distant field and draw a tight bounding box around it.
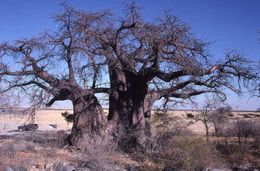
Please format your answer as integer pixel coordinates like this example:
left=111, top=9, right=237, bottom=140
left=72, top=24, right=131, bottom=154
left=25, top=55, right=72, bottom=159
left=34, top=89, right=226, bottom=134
left=153, top=109, right=260, bottom=135
left=0, top=109, right=73, bottom=134
left=0, top=108, right=259, bottom=135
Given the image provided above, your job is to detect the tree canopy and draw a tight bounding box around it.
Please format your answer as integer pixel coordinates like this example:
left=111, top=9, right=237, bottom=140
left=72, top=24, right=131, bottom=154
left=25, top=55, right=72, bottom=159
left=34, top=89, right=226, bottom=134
left=0, top=3, right=258, bottom=150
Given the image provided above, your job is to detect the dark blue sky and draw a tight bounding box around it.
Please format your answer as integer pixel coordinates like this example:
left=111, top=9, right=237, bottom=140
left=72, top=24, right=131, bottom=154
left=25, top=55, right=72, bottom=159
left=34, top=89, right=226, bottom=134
left=0, top=0, right=259, bottom=109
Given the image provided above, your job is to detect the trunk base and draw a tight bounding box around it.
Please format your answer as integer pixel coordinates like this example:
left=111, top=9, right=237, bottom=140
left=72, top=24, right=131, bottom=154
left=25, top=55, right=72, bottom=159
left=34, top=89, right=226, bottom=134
left=65, top=133, right=115, bottom=153
left=67, top=94, right=108, bottom=151
left=108, top=118, right=153, bottom=153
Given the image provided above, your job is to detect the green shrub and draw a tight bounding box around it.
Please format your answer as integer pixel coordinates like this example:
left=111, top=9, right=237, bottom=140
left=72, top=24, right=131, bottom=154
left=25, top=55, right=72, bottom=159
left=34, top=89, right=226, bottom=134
left=61, top=111, right=74, bottom=123
left=186, top=113, right=194, bottom=118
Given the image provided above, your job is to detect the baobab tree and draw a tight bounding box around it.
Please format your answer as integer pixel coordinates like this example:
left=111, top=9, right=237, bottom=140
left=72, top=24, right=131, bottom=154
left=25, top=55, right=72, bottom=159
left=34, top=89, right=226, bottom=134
left=0, top=8, right=109, bottom=148
left=0, top=4, right=258, bottom=151
left=73, top=3, right=257, bottom=149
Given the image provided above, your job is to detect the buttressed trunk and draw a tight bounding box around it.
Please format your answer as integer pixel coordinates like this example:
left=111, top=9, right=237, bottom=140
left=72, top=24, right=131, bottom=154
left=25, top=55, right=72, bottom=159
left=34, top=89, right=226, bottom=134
left=108, top=68, right=150, bottom=151
left=68, top=93, right=106, bottom=150
left=109, top=91, right=147, bottom=151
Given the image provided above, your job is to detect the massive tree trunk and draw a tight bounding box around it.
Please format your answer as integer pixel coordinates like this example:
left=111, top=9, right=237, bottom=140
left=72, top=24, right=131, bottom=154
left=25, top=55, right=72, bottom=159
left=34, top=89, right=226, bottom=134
left=67, top=93, right=106, bottom=150
left=143, top=91, right=162, bottom=149
left=107, top=67, right=151, bottom=151
left=108, top=91, right=147, bottom=151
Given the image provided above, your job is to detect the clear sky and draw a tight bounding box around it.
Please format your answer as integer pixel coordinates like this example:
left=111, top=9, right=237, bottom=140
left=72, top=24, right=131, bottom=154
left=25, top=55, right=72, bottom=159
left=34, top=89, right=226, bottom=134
left=0, top=0, right=259, bottom=110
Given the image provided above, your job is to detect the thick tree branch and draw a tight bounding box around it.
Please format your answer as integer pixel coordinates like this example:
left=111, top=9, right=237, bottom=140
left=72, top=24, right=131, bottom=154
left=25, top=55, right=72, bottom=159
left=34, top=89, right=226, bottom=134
left=1, top=80, right=54, bottom=94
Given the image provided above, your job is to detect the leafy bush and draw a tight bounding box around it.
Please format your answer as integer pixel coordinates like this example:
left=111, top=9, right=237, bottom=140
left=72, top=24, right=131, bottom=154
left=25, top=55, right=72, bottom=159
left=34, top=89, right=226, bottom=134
left=61, top=111, right=74, bottom=123
left=186, top=113, right=194, bottom=118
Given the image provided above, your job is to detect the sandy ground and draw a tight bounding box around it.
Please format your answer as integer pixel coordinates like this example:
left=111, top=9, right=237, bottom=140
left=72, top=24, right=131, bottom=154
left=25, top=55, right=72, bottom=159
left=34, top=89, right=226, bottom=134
left=0, top=109, right=73, bottom=134
left=0, top=108, right=259, bottom=135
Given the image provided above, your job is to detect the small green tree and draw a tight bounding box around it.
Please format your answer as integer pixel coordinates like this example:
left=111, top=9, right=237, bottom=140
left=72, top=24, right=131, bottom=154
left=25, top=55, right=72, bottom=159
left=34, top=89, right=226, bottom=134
left=61, top=111, right=74, bottom=124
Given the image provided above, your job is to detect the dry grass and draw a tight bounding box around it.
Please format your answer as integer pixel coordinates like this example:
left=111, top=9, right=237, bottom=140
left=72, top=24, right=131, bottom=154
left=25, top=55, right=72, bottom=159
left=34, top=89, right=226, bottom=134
left=0, top=131, right=140, bottom=170
left=152, top=110, right=260, bottom=135
left=0, top=133, right=70, bottom=168
left=0, top=109, right=259, bottom=170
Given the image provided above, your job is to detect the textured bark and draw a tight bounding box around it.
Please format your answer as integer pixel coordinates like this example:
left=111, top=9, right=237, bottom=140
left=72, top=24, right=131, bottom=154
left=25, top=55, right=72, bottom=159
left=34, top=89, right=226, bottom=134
left=67, top=93, right=106, bottom=149
left=107, top=66, right=150, bottom=151
left=109, top=92, right=147, bottom=151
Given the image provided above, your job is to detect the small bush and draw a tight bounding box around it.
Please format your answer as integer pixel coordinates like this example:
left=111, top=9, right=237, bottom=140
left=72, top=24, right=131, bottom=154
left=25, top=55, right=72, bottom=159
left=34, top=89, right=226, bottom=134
left=186, top=113, right=194, bottom=118
left=152, top=132, right=225, bottom=170
left=217, top=119, right=260, bottom=166
left=228, top=113, right=234, bottom=117
left=223, top=119, right=260, bottom=138
left=216, top=139, right=245, bottom=165
left=243, top=114, right=252, bottom=118
left=61, top=111, right=74, bottom=123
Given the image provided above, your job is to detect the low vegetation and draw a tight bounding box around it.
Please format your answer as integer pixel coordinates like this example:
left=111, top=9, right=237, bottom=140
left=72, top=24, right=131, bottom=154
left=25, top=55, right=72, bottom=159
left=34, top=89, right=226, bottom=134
left=61, top=111, right=74, bottom=124
left=0, top=110, right=259, bottom=170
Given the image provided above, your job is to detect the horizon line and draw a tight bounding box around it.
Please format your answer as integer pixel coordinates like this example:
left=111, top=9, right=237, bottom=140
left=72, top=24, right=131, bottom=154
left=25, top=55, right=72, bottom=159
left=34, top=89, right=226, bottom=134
left=1, top=107, right=259, bottom=113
